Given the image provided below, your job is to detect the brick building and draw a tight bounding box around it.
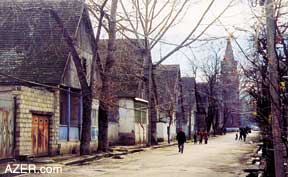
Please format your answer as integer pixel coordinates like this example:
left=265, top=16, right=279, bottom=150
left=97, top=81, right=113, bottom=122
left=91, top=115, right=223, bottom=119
left=0, top=0, right=99, bottom=159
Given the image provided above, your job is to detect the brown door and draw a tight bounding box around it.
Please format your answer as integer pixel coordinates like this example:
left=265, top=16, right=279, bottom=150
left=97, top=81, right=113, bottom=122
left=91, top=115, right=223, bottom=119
left=32, top=115, right=49, bottom=156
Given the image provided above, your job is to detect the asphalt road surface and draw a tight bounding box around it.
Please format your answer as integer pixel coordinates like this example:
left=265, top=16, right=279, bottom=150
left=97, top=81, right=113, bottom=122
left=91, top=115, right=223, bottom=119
left=20, top=132, right=258, bottom=177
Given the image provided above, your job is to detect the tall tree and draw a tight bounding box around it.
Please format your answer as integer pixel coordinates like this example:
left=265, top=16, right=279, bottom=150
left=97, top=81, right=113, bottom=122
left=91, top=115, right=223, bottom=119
left=200, top=44, right=222, bottom=134
left=265, top=0, right=285, bottom=176
left=42, top=0, right=109, bottom=155
left=118, top=0, right=233, bottom=145
left=97, top=0, right=119, bottom=152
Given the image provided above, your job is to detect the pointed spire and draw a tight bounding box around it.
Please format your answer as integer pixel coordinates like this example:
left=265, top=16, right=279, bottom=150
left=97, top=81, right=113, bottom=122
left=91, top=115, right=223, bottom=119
left=224, top=35, right=235, bottom=62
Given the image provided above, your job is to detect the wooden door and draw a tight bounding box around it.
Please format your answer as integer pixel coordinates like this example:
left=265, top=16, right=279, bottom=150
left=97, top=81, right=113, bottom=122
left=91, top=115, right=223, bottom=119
left=32, top=115, right=49, bottom=156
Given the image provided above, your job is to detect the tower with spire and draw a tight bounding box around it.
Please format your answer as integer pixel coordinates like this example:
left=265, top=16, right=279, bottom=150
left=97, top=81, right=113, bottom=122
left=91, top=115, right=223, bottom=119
left=220, top=37, right=240, bottom=128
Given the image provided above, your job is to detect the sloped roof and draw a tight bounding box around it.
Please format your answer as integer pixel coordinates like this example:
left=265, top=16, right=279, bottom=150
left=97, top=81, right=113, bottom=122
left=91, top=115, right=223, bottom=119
left=196, top=82, right=209, bottom=113
left=0, top=0, right=84, bottom=85
left=154, top=64, right=181, bottom=110
left=98, top=39, right=145, bottom=98
left=181, top=77, right=196, bottom=110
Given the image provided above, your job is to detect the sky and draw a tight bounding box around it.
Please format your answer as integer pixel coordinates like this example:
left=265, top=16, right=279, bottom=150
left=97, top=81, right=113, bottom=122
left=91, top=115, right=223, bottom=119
left=147, top=0, right=258, bottom=81
left=96, top=0, right=261, bottom=81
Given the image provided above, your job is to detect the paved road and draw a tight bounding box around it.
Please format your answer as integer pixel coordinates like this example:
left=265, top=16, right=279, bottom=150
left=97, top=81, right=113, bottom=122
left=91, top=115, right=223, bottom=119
left=21, top=132, right=258, bottom=177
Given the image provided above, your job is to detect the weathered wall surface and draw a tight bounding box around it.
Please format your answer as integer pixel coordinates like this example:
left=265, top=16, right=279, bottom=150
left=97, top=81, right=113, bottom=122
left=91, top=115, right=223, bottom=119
left=12, top=86, right=59, bottom=156
left=134, top=119, right=148, bottom=144
left=119, top=99, right=135, bottom=133
left=157, top=114, right=177, bottom=142
left=108, top=122, right=119, bottom=145
left=0, top=87, right=14, bottom=159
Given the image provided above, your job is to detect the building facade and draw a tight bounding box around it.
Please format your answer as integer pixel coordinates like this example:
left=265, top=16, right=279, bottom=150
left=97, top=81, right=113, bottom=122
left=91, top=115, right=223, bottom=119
left=0, top=0, right=99, bottom=159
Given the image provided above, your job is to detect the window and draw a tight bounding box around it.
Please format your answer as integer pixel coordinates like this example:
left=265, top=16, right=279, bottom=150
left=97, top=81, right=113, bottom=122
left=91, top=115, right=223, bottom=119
left=91, top=108, right=98, bottom=140
left=91, top=109, right=98, bottom=127
left=134, top=102, right=147, bottom=124
left=60, top=91, right=68, bottom=125
left=59, top=89, right=81, bottom=141
left=70, top=92, right=80, bottom=127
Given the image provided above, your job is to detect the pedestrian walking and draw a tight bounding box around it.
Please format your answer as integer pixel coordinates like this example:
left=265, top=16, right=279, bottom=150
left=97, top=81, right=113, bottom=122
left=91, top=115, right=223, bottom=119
left=204, top=131, right=209, bottom=144
left=243, top=130, right=247, bottom=142
left=239, top=128, right=243, bottom=141
left=193, top=132, right=197, bottom=144
left=176, top=128, right=186, bottom=154
left=235, top=131, right=238, bottom=141
left=199, top=131, right=203, bottom=144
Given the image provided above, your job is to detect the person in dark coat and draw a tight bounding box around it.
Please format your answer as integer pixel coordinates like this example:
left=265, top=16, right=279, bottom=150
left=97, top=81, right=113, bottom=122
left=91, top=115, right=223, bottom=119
left=193, top=132, right=197, bottom=144
left=204, top=131, right=209, bottom=144
left=176, top=128, right=186, bottom=153
left=198, top=131, right=203, bottom=144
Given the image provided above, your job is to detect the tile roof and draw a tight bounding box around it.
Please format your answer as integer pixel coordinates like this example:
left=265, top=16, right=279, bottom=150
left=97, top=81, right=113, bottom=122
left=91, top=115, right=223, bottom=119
left=154, top=64, right=181, bottom=110
left=196, top=82, right=209, bottom=113
left=0, top=0, right=84, bottom=85
left=98, top=39, right=146, bottom=98
left=181, top=77, right=196, bottom=110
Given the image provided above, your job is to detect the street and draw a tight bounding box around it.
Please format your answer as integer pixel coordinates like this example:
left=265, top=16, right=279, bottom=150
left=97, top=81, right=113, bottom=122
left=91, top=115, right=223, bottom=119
left=23, top=132, right=258, bottom=177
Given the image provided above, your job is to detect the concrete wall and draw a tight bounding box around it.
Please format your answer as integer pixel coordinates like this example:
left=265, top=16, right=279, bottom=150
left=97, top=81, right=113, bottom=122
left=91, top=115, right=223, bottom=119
left=157, top=123, right=168, bottom=142
left=134, top=120, right=148, bottom=144
left=157, top=116, right=177, bottom=142
left=108, top=122, right=119, bottom=145
left=117, top=98, right=148, bottom=145
left=118, top=99, right=135, bottom=145
left=118, top=99, right=135, bottom=133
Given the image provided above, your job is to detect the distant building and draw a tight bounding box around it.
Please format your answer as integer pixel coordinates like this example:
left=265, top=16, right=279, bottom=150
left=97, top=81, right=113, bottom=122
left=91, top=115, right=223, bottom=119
left=154, top=65, right=182, bottom=142
left=195, top=82, right=209, bottom=131
left=220, top=38, right=240, bottom=128
left=98, top=39, right=148, bottom=145
left=181, top=77, right=197, bottom=137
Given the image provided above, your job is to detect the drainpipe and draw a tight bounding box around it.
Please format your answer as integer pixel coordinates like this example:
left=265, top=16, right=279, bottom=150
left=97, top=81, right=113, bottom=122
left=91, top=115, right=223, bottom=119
left=13, top=96, right=17, bottom=153
left=66, top=88, right=71, bottom=141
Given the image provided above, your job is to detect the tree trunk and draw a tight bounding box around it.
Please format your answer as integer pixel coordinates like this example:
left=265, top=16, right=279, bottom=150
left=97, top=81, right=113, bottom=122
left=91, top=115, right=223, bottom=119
left=167, top=115, right=173, bottom=144
left=98, top=0, right=118, bottom=152
left=47, top=9, right=93, bottom=155
left=188, top=111, right=192, bottom=139
left=265, top=0, right=285, bottom=176
left=167, top=124, right=171, bottom=144
left=80, top=93, right=92, bottom=154
left=98, top=102, right=109, bottom=152
left=144, top=49, right=158, bottom=145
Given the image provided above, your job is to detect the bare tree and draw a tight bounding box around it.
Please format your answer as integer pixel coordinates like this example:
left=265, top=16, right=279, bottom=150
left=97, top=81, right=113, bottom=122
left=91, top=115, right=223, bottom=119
left=118, top=0, right=234, bottom=145
left=199, top=43, right=222, bottom=134
left=42, top=0, right=110, bottom=155
left=96, top=0, right=119, bottom=152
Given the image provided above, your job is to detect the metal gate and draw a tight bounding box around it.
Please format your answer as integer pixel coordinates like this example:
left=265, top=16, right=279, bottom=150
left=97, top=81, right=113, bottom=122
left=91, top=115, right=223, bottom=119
left=0, top=104, right=14, bottom=159
left=32, top=115, right=49, bottom=156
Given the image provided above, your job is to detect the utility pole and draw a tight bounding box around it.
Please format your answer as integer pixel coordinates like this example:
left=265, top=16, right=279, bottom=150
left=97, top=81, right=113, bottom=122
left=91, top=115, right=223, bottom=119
left=265, top=0, right=285, bottom=176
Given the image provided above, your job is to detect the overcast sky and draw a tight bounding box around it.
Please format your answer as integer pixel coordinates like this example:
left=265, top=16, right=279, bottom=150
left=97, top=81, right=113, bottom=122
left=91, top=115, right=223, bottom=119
left=148, top=0, right=258, bottom=80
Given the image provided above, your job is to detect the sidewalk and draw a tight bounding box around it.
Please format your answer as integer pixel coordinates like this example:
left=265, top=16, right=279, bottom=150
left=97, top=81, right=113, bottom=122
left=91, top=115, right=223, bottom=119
left=0, top=141, right=177, bottom=175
